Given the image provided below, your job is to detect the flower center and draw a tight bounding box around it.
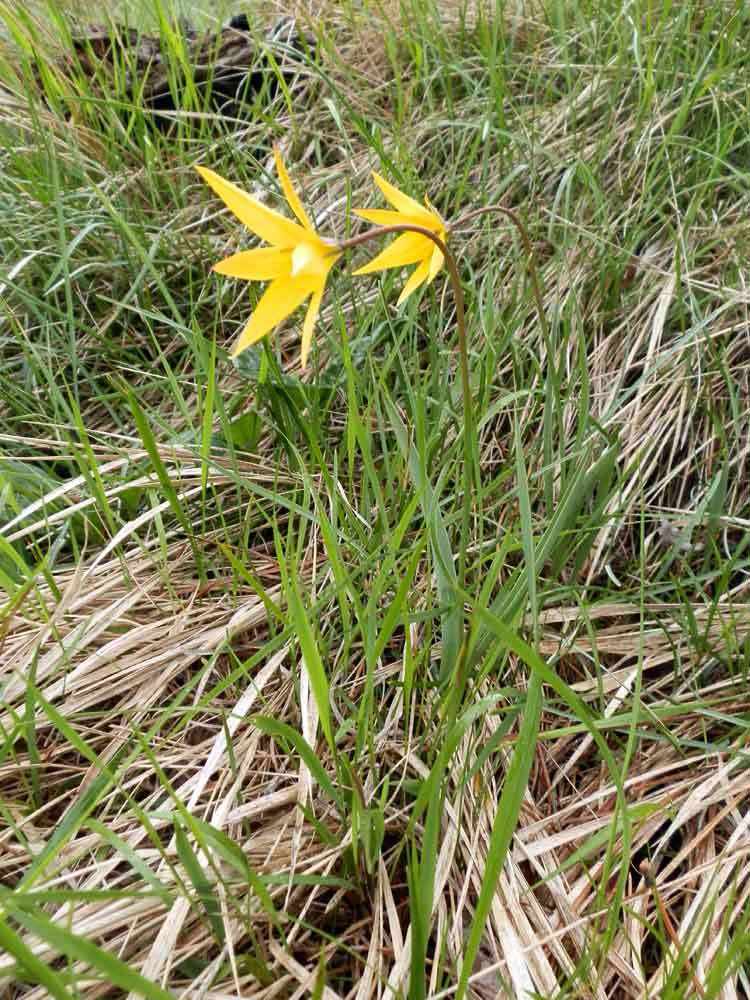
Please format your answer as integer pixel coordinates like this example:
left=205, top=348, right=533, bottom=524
left=291, top=243, right=326, bottom=279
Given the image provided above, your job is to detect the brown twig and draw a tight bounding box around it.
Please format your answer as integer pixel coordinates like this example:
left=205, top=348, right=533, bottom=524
left=452, top=204, right=549, bottom=350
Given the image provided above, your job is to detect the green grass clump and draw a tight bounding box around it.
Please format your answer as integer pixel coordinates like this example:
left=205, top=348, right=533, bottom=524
left=1, top=0, right=750, bottom=997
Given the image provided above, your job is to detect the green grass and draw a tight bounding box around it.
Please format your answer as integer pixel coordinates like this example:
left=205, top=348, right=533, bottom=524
left=1, top=0, right=750, bottom=996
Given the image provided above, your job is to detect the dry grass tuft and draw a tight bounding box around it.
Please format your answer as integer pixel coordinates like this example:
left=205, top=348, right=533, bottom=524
left=2, top=0, right=750, bottom=996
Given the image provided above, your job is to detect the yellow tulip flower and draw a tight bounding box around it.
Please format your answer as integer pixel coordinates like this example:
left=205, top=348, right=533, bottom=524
left=196, top=149, right=341, bottom=369
left=353, top=172, right=447, bottom=305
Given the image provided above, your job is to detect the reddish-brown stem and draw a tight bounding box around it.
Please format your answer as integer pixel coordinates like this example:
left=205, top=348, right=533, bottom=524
left=452, top=205, right=549, bottom=348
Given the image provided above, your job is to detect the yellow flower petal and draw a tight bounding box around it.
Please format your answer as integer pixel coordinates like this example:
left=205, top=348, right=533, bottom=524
left=199, top=160, right=340, bottom=366
left=291, top=241, right=329, bottom=278
left=427, top=242, right=444, bottom=282
left=354, top=171, right=447, bottom=302
left=396, top=257, right=431, bottom=306
left=213, top=246, right=292, bottom=280
left=196, top=165, right=308, bottom=247
left=273, top=147, right=314, bottom=233
left=371, top=171, right=437, bottom=225
left=352, top=231, right=433, bottom=275
left=353, top=208, right=441, bottom=230
left=424, top=195, right=443, bottom=221
left=300, top=290, right=323, bottom=370
left=230, top=276, right=315, bottom=356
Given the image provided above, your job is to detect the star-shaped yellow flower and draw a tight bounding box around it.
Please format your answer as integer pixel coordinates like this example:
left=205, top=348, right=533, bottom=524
left=196, top=149, right=341, bottom=368
left=353, top=172, right=446, bottom=305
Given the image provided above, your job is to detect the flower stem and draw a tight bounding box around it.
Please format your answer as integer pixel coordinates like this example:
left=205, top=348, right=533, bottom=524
left=339, top=224, right=475, bottom=591
left=452, top=205, right=549, bottom=349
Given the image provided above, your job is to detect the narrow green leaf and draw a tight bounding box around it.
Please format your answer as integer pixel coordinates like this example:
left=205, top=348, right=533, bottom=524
left=8, top=909, right=175, bottom=999
left=252, top=715, right=340, bottom=808
left=187, top=816, right=280, bottom=925
left=456, top=595, right=629, bottom=998
left=384, top=396, right=462, bottom=680
left=370, top=539, right=425, bottom=667
left=126, top=390, right=191, bottom=537
left=0, top=918, right=72, bottom=999
left=174, top=822, right=224, bottom=946
left=410, top=770, right=442, bottom=1000
left=286, top=572, right=334, bottom=753
left=83, top=820, right=171, bottom=903
left=456, top=668, right=542, bottom=1000
left=409, top=695, right=506, bottom=830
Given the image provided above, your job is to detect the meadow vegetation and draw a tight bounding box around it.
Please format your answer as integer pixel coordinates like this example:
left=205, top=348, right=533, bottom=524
left=1, top=0, right=750, bottom=996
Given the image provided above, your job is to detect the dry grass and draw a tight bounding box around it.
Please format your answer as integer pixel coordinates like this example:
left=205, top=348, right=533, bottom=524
left=2, top=0, right=750, bottom=996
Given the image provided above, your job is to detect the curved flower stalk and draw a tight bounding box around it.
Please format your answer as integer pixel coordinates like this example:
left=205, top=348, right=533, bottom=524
left=197, top=154, right=547, bottom=600
left=353, top=172, right=447, bottom=304
left=196, top=148, right=341, bottom=368
left=346, top=173, right=549, bottom=588
left=339, top=215, right=475, bottom=580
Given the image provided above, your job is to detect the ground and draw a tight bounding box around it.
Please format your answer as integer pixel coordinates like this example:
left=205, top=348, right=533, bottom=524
left=1, top=1, right=750, bottom=997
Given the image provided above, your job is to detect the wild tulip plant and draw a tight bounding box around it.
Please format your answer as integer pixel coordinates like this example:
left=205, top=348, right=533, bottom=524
left=197, top=148, right=546, bottom=606
left=196, top=152, right=549, bottom=998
